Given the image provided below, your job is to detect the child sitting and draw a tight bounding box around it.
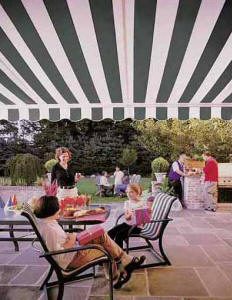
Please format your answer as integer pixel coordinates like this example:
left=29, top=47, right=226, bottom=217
left=108, top=184, right=145, bottom=248
left=34, top=195, right=145, bottom=289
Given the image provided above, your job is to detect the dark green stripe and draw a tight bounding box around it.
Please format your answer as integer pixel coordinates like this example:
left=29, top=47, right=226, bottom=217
left=44, top=0, right=100, bottom=104
left=221, top=107, right=232, bottom=120
left=134, top=0, right=157, bottom=103
left=29, top=109, right=40, bottom=121
left=0, top=29, right=56, bottom=104
left=178, top=107, right=189, bottom=120
left=180, top=0, right=232, bottom=103
left=49, top=108, right=60, bottom=121
left=156, top=107, right=167, bottom=120
left=8, top=109, right=19, bottom=121
left=134, top=107, right=146, bottom=119
left=200, top=107, right=211, bottom=120
left=201, top=62, right=232, bottom=103
left=92, top=107, right=103, bottom=120
left=70, top=108, right=81, bottom=121
left=0, top=69, right=36, bottom=104
left=89, top=0, right=122, bottom=103
left=157, top=0, right=201, bottom=103
left=0, top=93, right=15, bottom=105
left=113, top=107, right=124, bottom=120
left=1, top=0, right=78, bottom=104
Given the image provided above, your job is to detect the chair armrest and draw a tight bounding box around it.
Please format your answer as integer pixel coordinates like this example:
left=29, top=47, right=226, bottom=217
left=40, top=244, right=113, bottom=262
left=149, top=218, right=173, bottom=223
left=115, top=213, right=124, bottom=225
left=127, top=218, right=173, bottom=237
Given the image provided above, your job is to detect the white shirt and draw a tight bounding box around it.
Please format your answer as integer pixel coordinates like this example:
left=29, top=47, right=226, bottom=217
left=172, top=161, right=184, bottom=173
left=38, top=218, right=76, bottom=269
left=100, top=175, right=110, bottom=186
left=114, top=170, right=124, bottom=185
left=124, top=198, right=146, bottom=226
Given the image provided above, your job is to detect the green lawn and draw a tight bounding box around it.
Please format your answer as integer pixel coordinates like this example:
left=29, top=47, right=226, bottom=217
left=76, top=177, right=151, bottom=203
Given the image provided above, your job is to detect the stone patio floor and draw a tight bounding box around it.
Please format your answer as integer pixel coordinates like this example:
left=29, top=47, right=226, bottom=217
left=1, top=204, right=232, bottom=300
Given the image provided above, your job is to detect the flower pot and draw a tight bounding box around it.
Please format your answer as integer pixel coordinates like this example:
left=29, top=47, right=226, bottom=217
left=155, top=173, right=166, bottom=183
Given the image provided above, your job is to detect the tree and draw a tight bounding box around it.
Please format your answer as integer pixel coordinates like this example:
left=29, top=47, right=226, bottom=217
left=5, top=154, right=43, bottom=185
left=134, top=119, right=232, bottom=163
left=119, top=148, right=138, bottom=173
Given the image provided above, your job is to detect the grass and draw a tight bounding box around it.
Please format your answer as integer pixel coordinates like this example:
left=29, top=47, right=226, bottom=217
left=76, top=177, right=151, bottom=204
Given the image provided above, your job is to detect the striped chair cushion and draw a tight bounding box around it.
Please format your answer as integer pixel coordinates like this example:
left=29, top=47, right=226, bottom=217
left=140, top=192, right=177, bottom=240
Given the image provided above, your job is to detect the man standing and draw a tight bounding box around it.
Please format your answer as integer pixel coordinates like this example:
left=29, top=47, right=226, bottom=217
left=168, top=152, right=188, bottom=208
left=202, top=151, right=218, bottom=212
left=114, top=166, right=124, bottom=186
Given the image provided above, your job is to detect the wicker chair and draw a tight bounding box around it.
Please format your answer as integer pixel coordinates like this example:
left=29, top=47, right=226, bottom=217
left=116, top=192, right=177, bottom=268
left=21, top=203, right=114, bottom=300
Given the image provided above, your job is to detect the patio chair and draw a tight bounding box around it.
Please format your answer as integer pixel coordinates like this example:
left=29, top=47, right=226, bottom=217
left=115, top=192, right=177, bottom=269
left=21, top=203, right=114, bottom=300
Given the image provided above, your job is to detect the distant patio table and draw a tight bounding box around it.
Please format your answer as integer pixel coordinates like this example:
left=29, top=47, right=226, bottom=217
left=0, top=204, right=111, bottom=252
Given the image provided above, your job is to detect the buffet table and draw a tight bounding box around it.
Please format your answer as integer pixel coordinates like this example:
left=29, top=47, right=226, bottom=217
left=183, top=175, right=204, bottom=209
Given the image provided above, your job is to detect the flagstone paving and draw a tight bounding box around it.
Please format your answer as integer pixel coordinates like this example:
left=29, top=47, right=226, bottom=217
left=0, top=204, right=232, bottom=299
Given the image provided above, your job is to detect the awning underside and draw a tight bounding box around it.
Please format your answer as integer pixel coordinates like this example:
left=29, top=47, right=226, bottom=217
left=0, top=0, right=232, bottom=121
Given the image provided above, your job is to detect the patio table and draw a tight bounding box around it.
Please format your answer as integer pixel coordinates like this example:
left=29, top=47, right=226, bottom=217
left=0, top=205, right=111, bottom=252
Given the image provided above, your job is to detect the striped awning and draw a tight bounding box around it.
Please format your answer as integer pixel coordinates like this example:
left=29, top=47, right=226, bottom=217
left=0, top=0, right=232, bottom=121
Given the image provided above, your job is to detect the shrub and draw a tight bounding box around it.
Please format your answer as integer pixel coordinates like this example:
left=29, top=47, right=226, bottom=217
left=44, top=159, right=57, bottom=172
left=6, top=154, right=43, bottom=185
left=151, top=157, right=169, bottom=178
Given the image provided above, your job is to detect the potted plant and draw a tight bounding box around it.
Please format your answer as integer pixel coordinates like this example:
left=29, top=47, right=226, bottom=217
left=151, top=157, right=169, bottom=183
left=44, top=159, right=57, bottom=182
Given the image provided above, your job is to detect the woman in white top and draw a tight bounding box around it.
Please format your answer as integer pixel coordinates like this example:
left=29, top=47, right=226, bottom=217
left=108, top=184, right=145, bottom=248
left=34, top=195, right=145, bottom=289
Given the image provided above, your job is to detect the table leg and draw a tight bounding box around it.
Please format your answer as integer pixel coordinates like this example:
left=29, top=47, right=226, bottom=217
left=9, top=225, right=19, bottom=252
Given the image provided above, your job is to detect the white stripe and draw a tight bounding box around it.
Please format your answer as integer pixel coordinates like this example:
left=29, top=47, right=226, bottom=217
left=0, top=52, right=47, bottom=107
left=190, top=33, right=232, bottom=104
left=67, top=0, right=111, bottom=105
left=146, top=0, right=179, bottom=104
left=112, top=0, right=128, bottom=102
left=0, top=83, right=28, bottom=106
left=0, top=6, right=68, bottom=106
left=103, top=107, right=113, bottom=119
left=212, top=79, right=232, bottom=104
left=145, top=106, right=156, bottom=119
left=167, top=0, right=225, bottom=104
left=0, top=106, right=7, bottom=120
left=211, top=107, right=221, bottom=118
left=18, top=107, right=29, bottom=119
left=124, top=0, right=134, bottom=104
left=189, top=107, right=200, bottom=118
left=167, top=107, right=178, bottom=119
left=22, top=0, right=89, bottom=106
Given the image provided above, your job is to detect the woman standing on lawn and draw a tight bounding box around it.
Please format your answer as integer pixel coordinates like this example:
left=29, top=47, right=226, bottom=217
left=51, top=147, right=80, bottom=200
left=108, top=184, right=145, bottom=248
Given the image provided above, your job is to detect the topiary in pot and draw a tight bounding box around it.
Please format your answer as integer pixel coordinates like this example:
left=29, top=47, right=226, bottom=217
left=44, top=159, right=58, bottom=183
left=151, top=157, right=169, bottom=183
left=44, top=159, right=58, bottom=173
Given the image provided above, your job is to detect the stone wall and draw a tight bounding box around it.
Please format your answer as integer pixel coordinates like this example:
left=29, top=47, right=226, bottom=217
left=183, top=175, right=205, bottom=209
left=0, top=186, right=44, bottom=203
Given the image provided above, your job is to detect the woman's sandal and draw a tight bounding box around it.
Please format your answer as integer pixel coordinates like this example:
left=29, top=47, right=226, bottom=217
left=113, top=255, right=146, bottom=289
left=113, top=271, right=131, bottom=289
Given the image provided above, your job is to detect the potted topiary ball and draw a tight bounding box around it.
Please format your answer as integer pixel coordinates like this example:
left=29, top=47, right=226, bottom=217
left=44, top=159, right=58, bottom=182
left=151, top=157, right=169, bottom=183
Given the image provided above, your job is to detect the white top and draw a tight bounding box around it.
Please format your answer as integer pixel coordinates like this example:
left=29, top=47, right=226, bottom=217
left=124, top=199, right=145, bottom=211
left=114, top=170, right=124, bottom=185
left=38, top=218, right=76, bottom=269
left=124, top=198, right=146, bottom=226
left=100, top=175, right=110, bottom=186
left=172, top=161, right=184, bottom=173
